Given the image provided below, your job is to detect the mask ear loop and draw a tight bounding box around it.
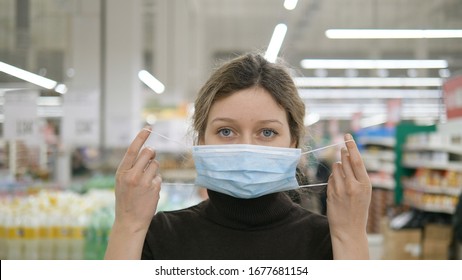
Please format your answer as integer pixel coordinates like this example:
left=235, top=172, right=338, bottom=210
left=301, top=139, right=354, bottom=155
left=142, top=128, right=193, bottom=150
left=142, top=129, right=353, bottom=190
left=298, top=139, right=354, bottom=189
left=142, top=129, right=199, bottom=202
left=299, top=182, right=328, bottom=188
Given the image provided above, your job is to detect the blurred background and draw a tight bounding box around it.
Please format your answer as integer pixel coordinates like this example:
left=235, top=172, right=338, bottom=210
left=1, top=0, right=462, bottom=260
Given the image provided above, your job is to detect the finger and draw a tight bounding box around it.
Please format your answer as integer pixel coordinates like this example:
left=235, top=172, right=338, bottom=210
left=152, top=175, right=162, bottom=193
left=328, top=162, right=344, bottom=197
left=326, top=174, right=335, bottom=196
left=118, top=128, right=152, bottom=170
left=131, top=147, right=156, bottom=176
left=344, top=133, right=369, bottom=181
left=332, top=161, right=345, bottom=181
left=332, top=161, right=345, bottom=179
left=153, top=174, right=162, bottom=187
left=340, top=147, right=355, bottom=179
left=142, top=159, right=160, bottom=184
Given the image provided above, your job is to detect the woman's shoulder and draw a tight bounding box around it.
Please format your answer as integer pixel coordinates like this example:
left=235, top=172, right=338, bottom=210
left=151, top=199, right=209, bottom=226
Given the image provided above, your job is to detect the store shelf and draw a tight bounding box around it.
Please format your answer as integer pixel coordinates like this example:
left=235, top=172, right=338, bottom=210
left=356, top=127, right=396, bottom=234
left=362, top=150, right=396, bottom=173
left=402, top=160, right=462, bottom=172
left=402, top=178, right=462, bottom=196
left=370, top=177, right=396, bottom=190
left=404, top=201, right=456, bottom=215
left=401, top=130, right=462, bottom=216
left=404, top=144, right=462, bottom=155
left=161, top=169, right=196, bottom=182
left=403, top=188, right=457, bottom=214
left=358, top=136, right=396, bottom=148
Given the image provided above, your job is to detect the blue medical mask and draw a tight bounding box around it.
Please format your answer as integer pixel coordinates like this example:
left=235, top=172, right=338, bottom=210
left=192, top=144, right=301, bottom=199
left=144, top=129, right=353, bottom=199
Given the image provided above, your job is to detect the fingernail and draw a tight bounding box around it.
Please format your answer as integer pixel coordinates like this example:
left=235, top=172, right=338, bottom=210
left=345, top=133, right=353, bottom=141
left=143, top=126, right=152, bottom=133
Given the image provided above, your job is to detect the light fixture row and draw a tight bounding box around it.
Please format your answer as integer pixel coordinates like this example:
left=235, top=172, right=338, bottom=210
left=0, top=61, right=67, bottom=94
left=296, top=30, right=458, bottom=87
left=326, top=29, right=462, bottom=39
left=300, top=59, right=448, bottom=70
left=0, top=60, right=167, bottom=95
left=293, top=77, right=443, bottom=88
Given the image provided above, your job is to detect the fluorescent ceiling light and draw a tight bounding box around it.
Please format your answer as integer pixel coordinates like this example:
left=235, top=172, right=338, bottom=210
left=284, top=0, right=298, bottom=10
left=0, top=61, right=58, bottom=89
left=325, top=29, right=462, bottom=39
left=300, top=59, right=448, bottom=69
left=138, top=70, right=165, bottom=94
left=298, top=89, right=441, bottom=99
left=293, top=77, right=443, bottom=87
left=265, top=23, right=287, bottom=63
left=54, top=84, right=68, bottom=94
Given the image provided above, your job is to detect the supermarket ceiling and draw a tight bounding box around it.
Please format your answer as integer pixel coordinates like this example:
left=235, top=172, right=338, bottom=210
left=1, top=0, right=462, bottom=122
left=152, top=0, right=462, bottom=122
left=189, top=0, right=462, bottom=73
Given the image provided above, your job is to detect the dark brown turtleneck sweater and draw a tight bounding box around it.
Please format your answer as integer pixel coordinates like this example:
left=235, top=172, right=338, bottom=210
left=141, top=190, right=333, bottom=259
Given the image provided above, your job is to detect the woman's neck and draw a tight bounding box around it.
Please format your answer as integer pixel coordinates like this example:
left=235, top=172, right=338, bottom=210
left=204, top=190, right=296, bottom=229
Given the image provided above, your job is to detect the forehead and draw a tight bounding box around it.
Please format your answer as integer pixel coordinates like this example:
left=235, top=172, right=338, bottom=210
left=208, top=87, right=288, bottom=122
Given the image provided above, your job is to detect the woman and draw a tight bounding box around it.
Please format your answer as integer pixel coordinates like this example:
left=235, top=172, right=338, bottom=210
left=105, top=53, right=371, bottom=259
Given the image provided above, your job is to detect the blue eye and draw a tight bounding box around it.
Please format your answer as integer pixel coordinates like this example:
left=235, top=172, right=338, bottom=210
left=262, top=129, right=276, bottom=137
left=219, top=128, right=232, bottom=137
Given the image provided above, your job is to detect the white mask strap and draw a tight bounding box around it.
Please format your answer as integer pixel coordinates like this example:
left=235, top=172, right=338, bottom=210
left=143, top=128, right=353, bottom=155
left=301, top=139, right=354, bottom=155
left=143, top=128, right=192, bottom=149
left=299, top=182, right=328, bottom=188
left=143, top=128, right=343, bottom=190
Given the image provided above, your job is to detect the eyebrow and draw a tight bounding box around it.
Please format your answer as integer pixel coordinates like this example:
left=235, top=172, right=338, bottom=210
left=210, top=117, right=284, bottom=126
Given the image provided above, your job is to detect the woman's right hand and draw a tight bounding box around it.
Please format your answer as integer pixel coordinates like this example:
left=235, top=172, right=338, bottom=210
left=113, top=127, right=162, bottom=233
left=105, top=127, right=162, bottom=259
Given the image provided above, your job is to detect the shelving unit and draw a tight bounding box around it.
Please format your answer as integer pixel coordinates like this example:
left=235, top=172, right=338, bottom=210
left=361, top=146, right=396, bottom=191
left=356, top=127, right=396, bottom=234
left=394, top=122, right=437, bottom=205
left=357, top=128, right=397, bottom=191
left=401, top=131, right=462, bottom=215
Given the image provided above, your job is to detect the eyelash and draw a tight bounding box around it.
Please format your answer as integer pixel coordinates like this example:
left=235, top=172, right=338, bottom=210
left=261, top=128, right=278, bottom=138
left=217, top=127, right=279, bottom=140
left=216, top=128, right=279, bottom=138
left=217, top=128, right=234, bottom=137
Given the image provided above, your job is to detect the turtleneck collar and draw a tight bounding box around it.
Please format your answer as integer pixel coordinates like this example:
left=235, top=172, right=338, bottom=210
left=203, top=190, right=297, bottom=230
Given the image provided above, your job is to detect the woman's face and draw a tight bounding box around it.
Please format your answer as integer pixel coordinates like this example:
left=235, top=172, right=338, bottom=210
left=202, top=87, right=295, bottom=148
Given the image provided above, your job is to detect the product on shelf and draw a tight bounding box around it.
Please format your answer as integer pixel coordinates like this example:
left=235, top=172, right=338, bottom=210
left=356, top=126, right=396, bottom=234
left=0, top=180, right=205, bottom=260
left=402, top=131, right=462, bottom=215
left=0, top=189, right=114, bottom=260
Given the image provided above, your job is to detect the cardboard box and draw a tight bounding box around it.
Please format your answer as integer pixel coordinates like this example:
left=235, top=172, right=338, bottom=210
left=382, top=227, right=422, bottom=260
left=422, top=239, right=449, bottom=260
left=421, top=224, right=453, bottom=260
left=424, top=224, right=453, bottom=243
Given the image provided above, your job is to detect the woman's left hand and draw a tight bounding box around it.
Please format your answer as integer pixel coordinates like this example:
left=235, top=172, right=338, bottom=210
left=326, top=133, right=372, bottom=259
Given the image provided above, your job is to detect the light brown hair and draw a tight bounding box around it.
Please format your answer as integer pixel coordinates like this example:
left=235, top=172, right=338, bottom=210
left=192, top=53, right=306, bottom=147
